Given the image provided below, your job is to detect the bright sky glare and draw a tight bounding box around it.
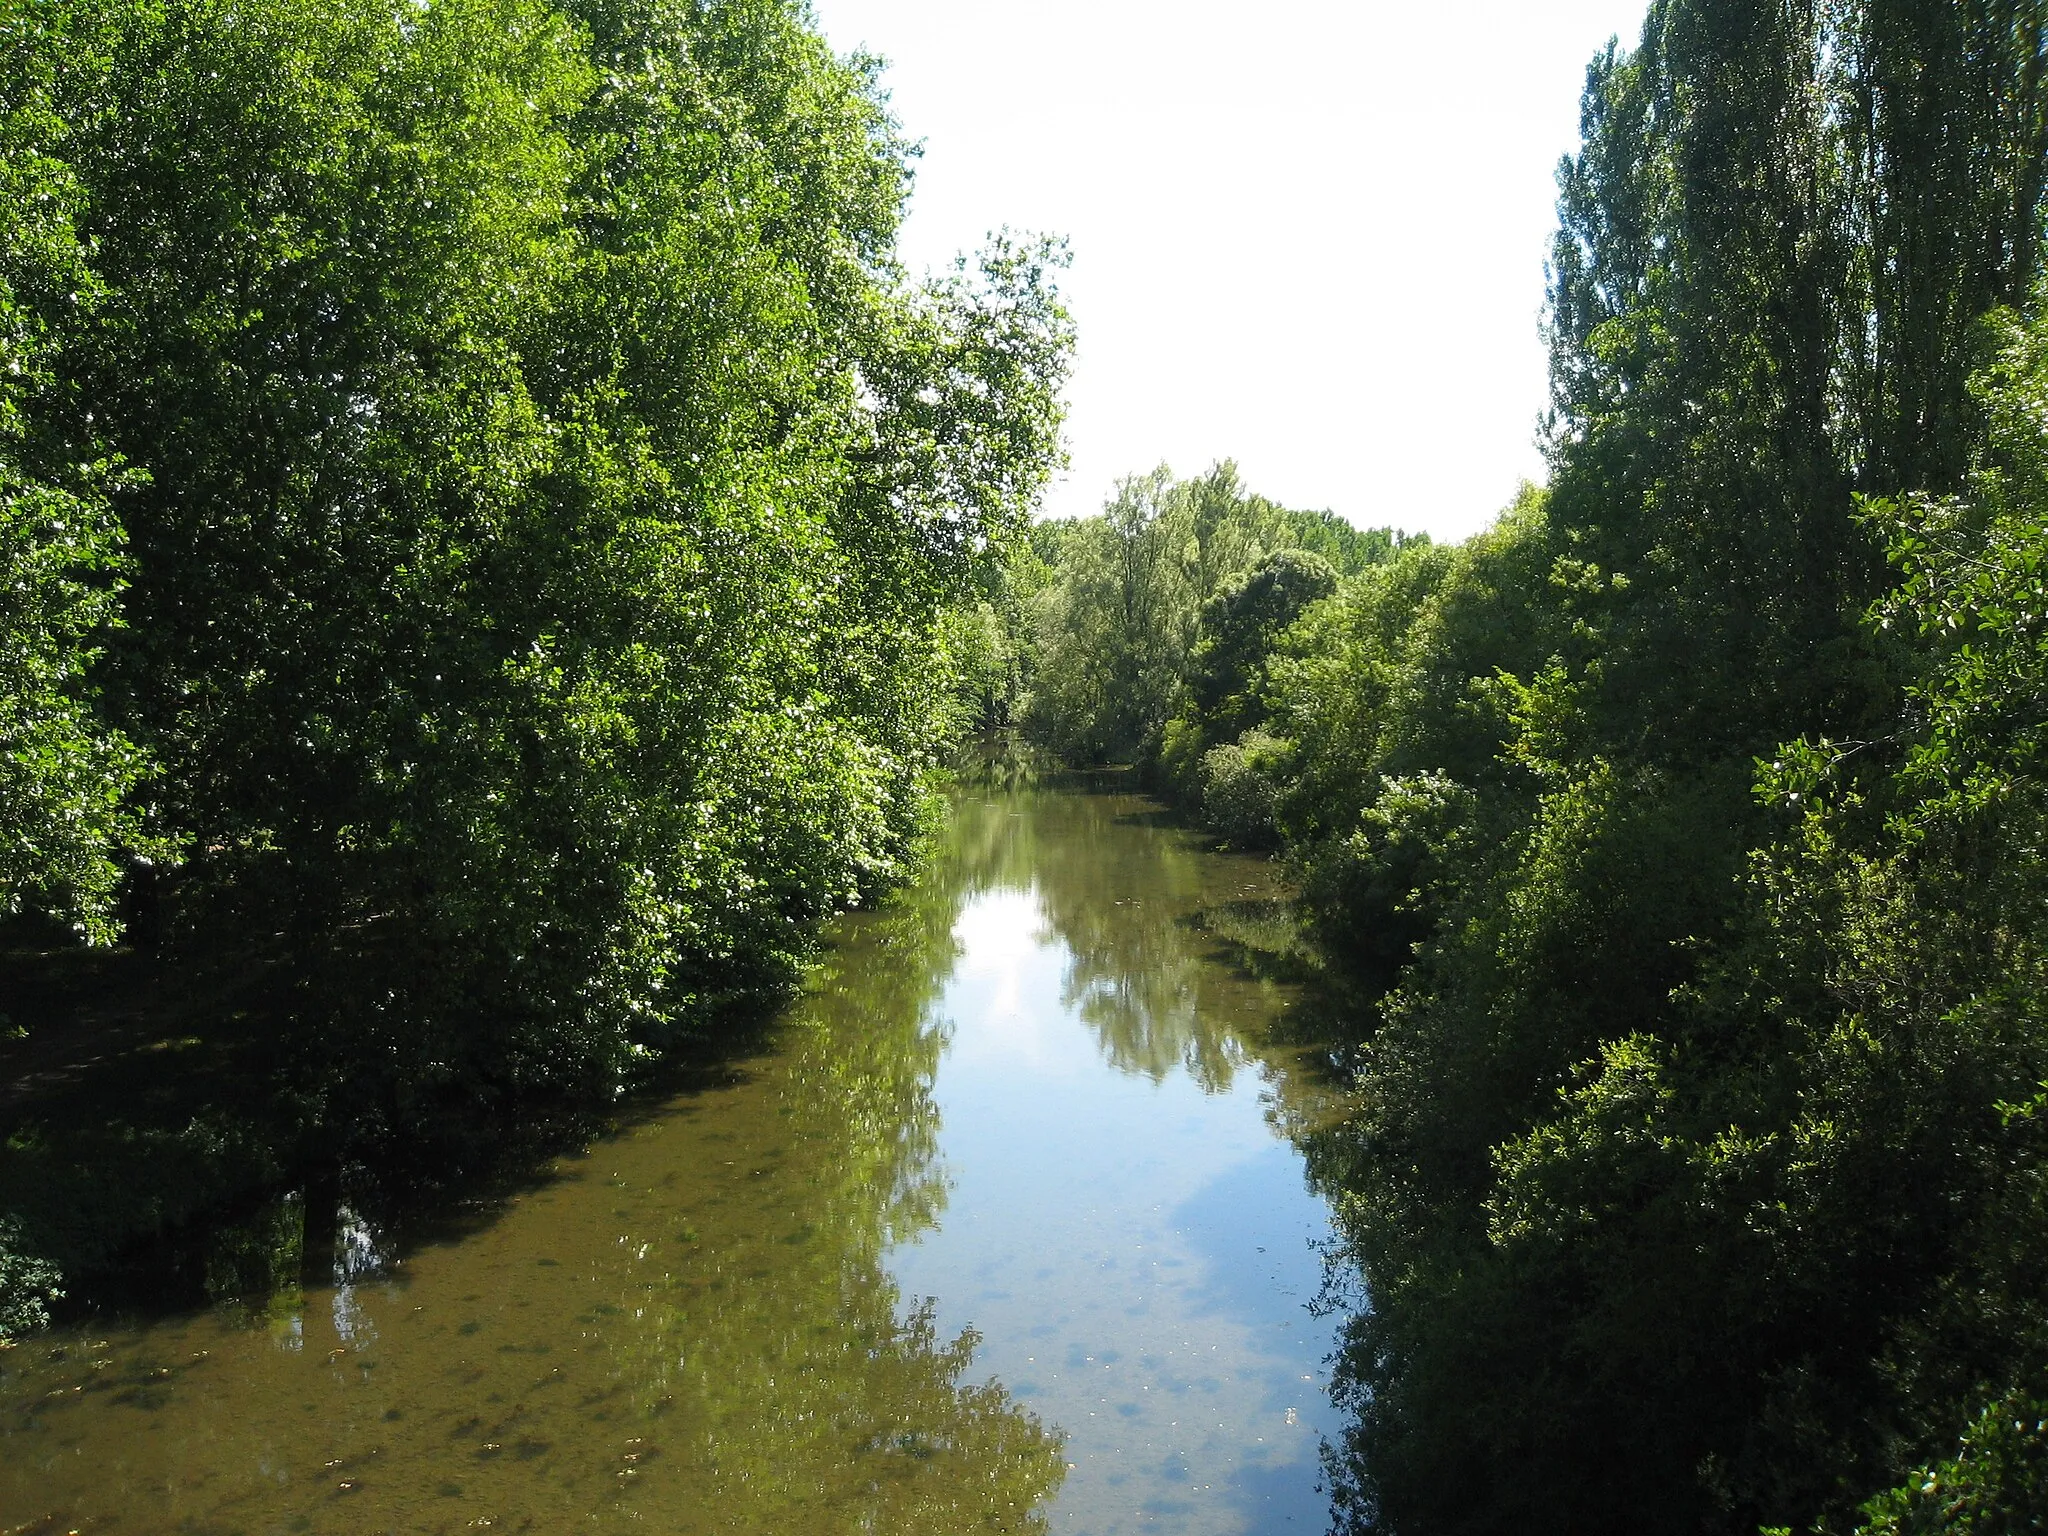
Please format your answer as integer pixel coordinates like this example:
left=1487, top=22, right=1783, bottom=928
left=806, top=0, right=1650, bottom=542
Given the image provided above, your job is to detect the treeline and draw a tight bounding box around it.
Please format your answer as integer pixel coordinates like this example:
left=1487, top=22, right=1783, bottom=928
left=0, top=0, right=1066, bottom=1318
left=1020, top=1, right=2048, bottom=1531
left=981, top=458, right=1418, bottom=772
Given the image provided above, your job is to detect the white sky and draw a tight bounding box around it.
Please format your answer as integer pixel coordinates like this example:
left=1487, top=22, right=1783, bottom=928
left=807, top=0, right=1650, bottom=542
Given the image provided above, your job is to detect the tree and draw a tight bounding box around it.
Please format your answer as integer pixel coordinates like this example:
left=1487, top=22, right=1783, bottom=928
left=1026, top=468, right=1196, bottom=763
left=1282, top=3, right=2048, bottom=1531
left=0, top=9, right=149, bottom=943
left=1023, top=462, right=1406, bottom=772
left=1, top=0, right=1071, bottom=1102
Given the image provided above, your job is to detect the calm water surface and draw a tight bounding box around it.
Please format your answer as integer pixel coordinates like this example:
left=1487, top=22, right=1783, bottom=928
left=1, top=790, right=1348, bottom=1534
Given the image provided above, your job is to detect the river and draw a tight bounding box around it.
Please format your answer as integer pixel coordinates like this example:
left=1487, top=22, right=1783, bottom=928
left=0, top=788, right=1350, bottom=1534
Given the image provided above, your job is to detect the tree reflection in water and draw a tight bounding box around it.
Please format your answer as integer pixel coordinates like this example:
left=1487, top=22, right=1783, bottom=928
left=938, top=788, right=1303, bottom=1094
left=0, top=813, right=1064, bottom=1534
left=0, top=786, right=1354, bottom=1534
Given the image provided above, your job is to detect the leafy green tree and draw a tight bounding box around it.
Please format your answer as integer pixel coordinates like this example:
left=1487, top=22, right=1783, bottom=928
left=2, top=0, right=1069, bottom=1106
left=1280, top=3, right=2048, bottom=1532
left=0, top=0, right=1071, bottom=1334
left=0, top=10, right=150, bottom=942
left=1026, top=467, right=1196, bottom=763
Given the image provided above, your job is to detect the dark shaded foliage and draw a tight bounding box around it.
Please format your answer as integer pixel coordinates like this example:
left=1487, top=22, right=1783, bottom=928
left=0, top=0, right=1068, bottom=1329
left=1271, top=3, right=2048, bottom=1529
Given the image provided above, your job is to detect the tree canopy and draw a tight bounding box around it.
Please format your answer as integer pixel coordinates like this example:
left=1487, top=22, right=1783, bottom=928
left=0, top=0, right=1068, bottom=1130
left=1004, top=2, right=2048, bottom=1529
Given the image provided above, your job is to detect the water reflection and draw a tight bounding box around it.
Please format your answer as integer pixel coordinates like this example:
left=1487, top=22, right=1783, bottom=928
left=0, top=788, right=1349, bottom=1535
left=893, top=791, right=1349, bottom=1534
left=939, top=791, right=1302, bottom=1092
left=0, top=828, right=1062, bottom=1533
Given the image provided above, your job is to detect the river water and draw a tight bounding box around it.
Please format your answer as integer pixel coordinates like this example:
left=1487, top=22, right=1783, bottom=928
left=0, top=788, right=1349, bottom=1534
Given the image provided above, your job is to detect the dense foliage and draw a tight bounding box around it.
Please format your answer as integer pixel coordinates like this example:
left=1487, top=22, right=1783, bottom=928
left=1293, top=2, right=2048, bottom=1528
left=1013, top=0, right=2048, bottom=1530
left=1014, top=458, right=1414, bottom=777
left=0, top=0, right=1067, bottom=1316
left=0, top=24, right=150, bottom=944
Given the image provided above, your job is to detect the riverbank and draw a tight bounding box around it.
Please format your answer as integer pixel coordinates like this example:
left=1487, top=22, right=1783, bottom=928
left=0, top=787, right=1354, bottom=1534
left=0, top=914, right=795, bottom=1338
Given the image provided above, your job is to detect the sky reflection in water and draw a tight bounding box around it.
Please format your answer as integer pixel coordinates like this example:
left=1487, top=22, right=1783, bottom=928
left=899, top=793, right=1339, bottom=1535
left=0, top=790, right=1341, bottom=1534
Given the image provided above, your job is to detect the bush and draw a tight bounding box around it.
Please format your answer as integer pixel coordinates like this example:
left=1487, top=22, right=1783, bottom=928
left=0, top=1217, right=62, bottom=1340
left=1845, top=1388, right=2048, bottom=1535
left=1200, top=729, right=1288, bottom=849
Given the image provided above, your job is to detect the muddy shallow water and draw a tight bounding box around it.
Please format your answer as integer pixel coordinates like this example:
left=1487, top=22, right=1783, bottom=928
left=1, top=789, right=1348, bottom=1535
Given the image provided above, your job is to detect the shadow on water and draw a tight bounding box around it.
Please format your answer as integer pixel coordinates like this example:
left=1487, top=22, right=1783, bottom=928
left=0, top=798, right=1071, bottom=1532
left=0, top=782, right=1367, bottom=1533
left=0, top=912, right=799, bottom=1331
left=12, top=787, right=1106, bottom=1349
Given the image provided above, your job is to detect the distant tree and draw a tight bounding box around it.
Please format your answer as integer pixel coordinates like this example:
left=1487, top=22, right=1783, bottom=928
left=1024, top=462, right=1405, bottom=770
left=1027, top=468, right=1196, bottom=762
